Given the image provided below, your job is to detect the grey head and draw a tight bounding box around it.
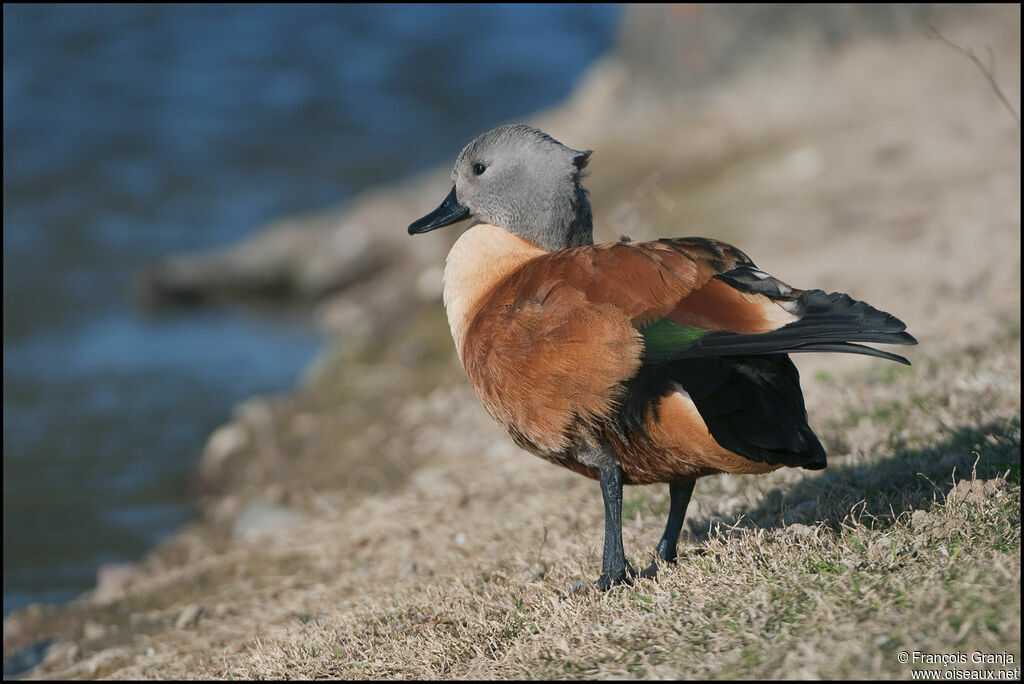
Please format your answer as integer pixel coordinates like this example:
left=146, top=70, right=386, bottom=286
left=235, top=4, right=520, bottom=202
left=408, top=124, right=594, bottom=252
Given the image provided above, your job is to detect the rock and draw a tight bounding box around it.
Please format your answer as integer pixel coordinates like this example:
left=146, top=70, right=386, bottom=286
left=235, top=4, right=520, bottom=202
left=133, top=207, right=389, bottom=307
left=131, top=171, right=455, bottom=310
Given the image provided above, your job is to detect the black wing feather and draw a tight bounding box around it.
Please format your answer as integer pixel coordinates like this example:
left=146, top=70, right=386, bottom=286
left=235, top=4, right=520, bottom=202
left=618, top=271, right=917, bottom=470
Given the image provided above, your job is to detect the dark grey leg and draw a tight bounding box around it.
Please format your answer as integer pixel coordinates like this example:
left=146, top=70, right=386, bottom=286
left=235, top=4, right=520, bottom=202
left=597, top=464, right=635, bottom=590
left=640, top=480, right=695, bottom=578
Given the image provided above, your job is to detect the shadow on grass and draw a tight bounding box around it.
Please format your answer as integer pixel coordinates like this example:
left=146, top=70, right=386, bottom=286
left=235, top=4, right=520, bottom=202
left=688, top=415, right=1021, bottom=539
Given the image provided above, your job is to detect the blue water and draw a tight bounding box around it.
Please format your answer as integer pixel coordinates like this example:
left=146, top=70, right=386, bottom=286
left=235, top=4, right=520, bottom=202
left=2, top=4, right=622, bottom=614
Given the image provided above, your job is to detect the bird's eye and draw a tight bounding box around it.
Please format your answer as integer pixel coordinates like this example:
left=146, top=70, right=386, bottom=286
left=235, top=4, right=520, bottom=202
left=472, top=163, right=486, bottom=175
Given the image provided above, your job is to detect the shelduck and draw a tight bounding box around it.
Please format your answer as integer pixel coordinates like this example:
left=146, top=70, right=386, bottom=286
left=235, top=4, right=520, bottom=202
left=408, top=124, right=916, bottom=588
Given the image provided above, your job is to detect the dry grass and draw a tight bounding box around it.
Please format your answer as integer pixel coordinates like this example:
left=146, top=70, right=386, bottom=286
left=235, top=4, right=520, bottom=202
left=3, top=7, right=1020, bottom=680
left=231, top=339, right=1023, bottom=681
left=18, top=337, right=1015, bottom=680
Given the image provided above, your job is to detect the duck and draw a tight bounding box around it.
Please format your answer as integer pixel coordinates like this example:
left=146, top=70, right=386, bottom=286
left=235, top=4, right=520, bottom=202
left=408, top=124, right=916, bottom=589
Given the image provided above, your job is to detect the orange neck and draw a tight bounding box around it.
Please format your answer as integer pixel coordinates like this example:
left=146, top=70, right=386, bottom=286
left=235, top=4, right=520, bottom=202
left=443, top=224, right=546, bottom=359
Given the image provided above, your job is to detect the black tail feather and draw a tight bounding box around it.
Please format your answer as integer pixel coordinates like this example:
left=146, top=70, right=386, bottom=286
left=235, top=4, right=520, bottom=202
left=662, top=289, right=916, bottom=364
left=787, top=342, right=911, bottom=365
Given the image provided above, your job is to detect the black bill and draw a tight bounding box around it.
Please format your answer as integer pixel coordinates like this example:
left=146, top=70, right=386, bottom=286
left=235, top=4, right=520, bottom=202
left=408, top=186, right=470, bottom=235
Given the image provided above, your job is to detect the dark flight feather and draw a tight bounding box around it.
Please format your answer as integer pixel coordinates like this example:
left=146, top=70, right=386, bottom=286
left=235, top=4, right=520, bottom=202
left=622, top=278, right=915, bottom=470
left=646, top=288, right=916, bottom=364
